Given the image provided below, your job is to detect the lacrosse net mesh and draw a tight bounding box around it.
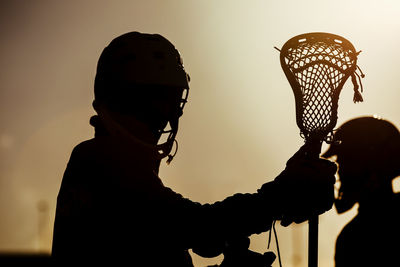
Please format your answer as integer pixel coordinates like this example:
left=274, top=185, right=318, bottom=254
left=279, top=32, right=364, bottom=142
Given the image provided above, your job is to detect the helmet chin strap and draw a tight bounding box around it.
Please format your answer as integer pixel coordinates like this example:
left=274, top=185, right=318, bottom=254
left=157, top=116, right=179, bottom=164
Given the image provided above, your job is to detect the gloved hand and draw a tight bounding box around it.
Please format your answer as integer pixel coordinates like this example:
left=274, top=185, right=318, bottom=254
left=219, top=236, right=276, bottom=267
left=260, top=144, right=337, bottom=226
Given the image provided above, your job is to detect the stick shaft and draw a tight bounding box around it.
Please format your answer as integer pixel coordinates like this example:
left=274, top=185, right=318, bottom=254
left=302, top=139, right=321, bottom=267
left=308, top=216, right=319, bottom=267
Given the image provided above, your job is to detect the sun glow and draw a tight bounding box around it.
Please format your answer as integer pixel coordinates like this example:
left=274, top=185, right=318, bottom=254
left=1, top=1, right=400, bottom=266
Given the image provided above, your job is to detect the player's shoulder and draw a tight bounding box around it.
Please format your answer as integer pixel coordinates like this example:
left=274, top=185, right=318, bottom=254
left=72, top=138, right=97, bottom=153
left=70, top=136, right=136, bottom=162
left=70, top=138, right=107, bottom=160
left=65, top=138, right=118, bottom=174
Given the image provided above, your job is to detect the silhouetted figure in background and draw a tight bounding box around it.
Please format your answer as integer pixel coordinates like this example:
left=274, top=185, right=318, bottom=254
left=52, top=32, right=336, bottom=266
left=323, top=116, right=400, bottom=267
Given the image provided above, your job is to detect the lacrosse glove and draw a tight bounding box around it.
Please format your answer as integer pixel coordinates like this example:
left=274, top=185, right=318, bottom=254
left=259, top=145, right=336, bottom=226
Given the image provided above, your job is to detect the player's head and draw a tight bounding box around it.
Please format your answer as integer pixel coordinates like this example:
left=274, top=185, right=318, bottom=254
left=93, top=32, right=190, bottom=161
left=323, top=116, right=400, bottom=213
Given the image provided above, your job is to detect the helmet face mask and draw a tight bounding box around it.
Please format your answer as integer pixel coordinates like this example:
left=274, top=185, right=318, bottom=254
left=138, top=85, right=187, bottom=140
left=334, top=157, right=369, bottom=213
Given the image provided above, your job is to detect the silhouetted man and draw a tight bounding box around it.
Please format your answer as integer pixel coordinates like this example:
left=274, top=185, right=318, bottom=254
left=52, top=32, right=336, bottom=266
left=323, top=116, right=400, bottom=267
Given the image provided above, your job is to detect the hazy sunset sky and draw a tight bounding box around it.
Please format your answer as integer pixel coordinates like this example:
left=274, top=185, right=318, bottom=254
left=1, top=1, right=400, bottom=266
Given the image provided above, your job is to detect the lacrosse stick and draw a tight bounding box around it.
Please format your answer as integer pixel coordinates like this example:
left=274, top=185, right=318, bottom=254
left=276, top=32, right=364, bottom=267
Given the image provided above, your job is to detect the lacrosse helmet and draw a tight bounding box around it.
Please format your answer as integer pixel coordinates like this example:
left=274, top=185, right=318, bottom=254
left=93, top=32, right=190, bottom=162
left=323, top=116, right=400, bottom=213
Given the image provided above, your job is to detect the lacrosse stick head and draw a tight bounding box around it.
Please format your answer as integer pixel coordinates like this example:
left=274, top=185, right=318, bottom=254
left=279, top=32, right=364, bottom=143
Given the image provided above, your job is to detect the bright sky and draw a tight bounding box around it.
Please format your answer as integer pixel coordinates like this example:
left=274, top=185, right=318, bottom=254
left=1, top=1, right=400, bottom=266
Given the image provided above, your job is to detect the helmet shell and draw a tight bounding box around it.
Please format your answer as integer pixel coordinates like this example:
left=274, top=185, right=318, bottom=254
left=323, top=116, right=400, bottom=163
left=94, top=32, right=189, bottom=107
